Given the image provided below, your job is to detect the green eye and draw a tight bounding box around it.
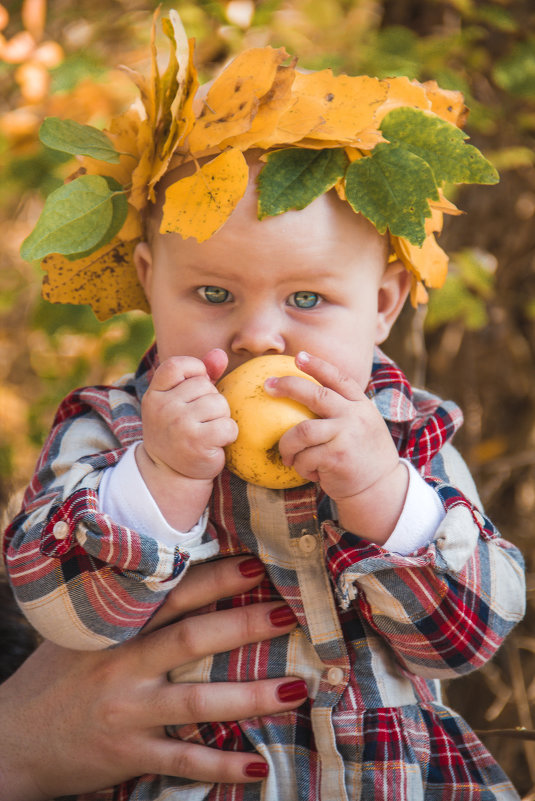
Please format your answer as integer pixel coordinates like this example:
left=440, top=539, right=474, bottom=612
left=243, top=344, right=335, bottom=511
left=289, top=291, right=321, bottom=309
left=198, top=286, right=231, bottom=304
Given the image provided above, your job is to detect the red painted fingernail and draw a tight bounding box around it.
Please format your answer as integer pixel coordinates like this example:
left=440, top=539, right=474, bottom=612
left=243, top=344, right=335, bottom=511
left=244, top=761, right=269, bottom=778
left=264, top=377, right=277, bottom=390
left=269, top=605, right=298, bottom=627
left=238, top=557, right=265, bottom=578
left=277, top=679, right=308, bottom=702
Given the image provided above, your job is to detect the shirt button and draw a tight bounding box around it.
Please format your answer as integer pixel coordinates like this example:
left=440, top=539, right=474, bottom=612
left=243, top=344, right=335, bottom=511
left=299, top=534, right=317, bottom=554
left=52, top=521, right=70, bottom=540
left=326, top=667, right=344, bottom=686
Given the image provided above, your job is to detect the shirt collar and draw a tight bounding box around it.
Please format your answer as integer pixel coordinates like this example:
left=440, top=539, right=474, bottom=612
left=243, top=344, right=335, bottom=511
left=366, top=347, right=418, bottom=424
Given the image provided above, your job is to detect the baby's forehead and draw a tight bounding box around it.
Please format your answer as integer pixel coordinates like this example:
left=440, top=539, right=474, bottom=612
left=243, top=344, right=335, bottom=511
left=149, top=150, right=388, bottom=262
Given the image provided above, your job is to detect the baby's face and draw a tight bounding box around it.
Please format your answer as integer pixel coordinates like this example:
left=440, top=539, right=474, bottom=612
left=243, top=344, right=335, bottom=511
left=137, top=168, right=404, bottom=388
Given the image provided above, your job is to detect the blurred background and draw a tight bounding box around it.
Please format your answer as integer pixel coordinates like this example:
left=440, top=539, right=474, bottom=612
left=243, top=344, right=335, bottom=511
left=0, top=0, right=534, bottom=795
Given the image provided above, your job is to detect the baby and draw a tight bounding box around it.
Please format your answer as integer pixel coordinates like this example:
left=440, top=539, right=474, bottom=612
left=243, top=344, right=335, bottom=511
left=4, top=12, right=526, bottom=801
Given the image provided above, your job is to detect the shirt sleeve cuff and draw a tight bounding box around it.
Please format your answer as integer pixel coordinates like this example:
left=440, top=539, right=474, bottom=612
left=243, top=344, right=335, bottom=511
left=98, top=443, right=208, bottom=548
left=382, top=459, right=446, bottom=555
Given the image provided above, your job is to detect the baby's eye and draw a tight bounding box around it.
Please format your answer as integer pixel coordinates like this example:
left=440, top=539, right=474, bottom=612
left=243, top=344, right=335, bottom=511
left=288, top=291, right=322, bottom=309
left=197, top=286, right=232, bottom=304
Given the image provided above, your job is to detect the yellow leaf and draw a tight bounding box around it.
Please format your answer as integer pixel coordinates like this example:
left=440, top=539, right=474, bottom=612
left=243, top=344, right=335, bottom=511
left=421, top=80, right=468, bottom=127
left=42, top=238, right=148, bottom=321
left=376, top=77, right=431, bottom=123
left=410, top=278, right=429, bottom=306
left=257, top=71, right=387, bottom=149
left=218, top=62, right=296, bottom=152
left=187, top=47, right=290, bottom=153
left=149, top=36, right=199, bottom=197
left=427, top=192, right=463, bottom=234
left=160, top=148, right=249, bottom=242
left=392, top=232, right=449, bottom=289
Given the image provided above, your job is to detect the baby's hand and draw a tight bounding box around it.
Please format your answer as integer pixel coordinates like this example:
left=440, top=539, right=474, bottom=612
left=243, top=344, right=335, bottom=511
left=141, top=350, right=238, bottom=483
left=266, top=352, right=408, bottom=543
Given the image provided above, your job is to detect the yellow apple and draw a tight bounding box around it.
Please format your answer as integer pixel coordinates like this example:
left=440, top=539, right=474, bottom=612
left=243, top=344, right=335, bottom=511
left=217, top=355, right=319, bottom=489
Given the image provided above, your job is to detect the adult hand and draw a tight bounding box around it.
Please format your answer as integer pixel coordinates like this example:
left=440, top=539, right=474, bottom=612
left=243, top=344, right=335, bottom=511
left=0, top=556, right=306, bottom=801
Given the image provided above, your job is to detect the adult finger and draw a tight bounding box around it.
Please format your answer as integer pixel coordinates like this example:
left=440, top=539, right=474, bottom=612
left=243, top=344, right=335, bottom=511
left=138, top=736, right=271, bottom=784
left=145, top=556, right=267, bottom=630
left=140, top=601, right=298, bottom=675
left=143, top=677, right=308, bottom=728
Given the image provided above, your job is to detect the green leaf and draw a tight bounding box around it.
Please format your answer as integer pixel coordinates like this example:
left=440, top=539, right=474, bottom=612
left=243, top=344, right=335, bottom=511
left=257, top=148, right=349, bottom=219
left=65, top=177, right=128, bottom=261
left=381, top=107, right=499, bottom=186
left=20, top=175, right=116, bottom=261
left=39, top=117, right=120, bottom=163
left=345, top=144, right=437, bottom=246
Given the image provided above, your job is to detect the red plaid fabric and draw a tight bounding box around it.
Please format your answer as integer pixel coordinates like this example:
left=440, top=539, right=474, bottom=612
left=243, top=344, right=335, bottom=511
left=3, top=346, right=525, bottom=800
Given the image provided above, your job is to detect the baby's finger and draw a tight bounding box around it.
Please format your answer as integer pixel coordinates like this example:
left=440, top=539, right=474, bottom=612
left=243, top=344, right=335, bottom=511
left=172, top=375, right=221, bottom=404
left=198, top=417, right=238, bottom=447
left=192, top=392, right=233, bottom=423
left=295, top=351, right=365, bottom=402
left=150, top=356, right=208, bottom=393
left=278, top=418, right=334, bottom=467
left=203, top=348, right=228, bottom=383
left=265, top=373, right=341, bottom=419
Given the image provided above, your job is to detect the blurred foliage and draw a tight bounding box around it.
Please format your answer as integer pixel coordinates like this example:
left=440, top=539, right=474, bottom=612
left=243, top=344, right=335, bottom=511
left=1, top=0, right=535, bottom=795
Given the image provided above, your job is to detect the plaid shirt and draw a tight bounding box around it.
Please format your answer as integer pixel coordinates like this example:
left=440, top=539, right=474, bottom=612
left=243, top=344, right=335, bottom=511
left=4, top=347, right=525, bottom=800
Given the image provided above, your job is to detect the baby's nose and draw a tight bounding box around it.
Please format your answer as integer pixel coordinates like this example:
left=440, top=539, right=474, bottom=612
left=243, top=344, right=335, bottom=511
left=230, top=309, right=285, bottom=356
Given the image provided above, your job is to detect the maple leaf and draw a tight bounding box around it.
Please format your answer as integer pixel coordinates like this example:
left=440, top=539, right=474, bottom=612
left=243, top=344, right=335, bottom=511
left=187, top=47, right=290, bottom=153
left=257, top=71, right=387, bottom=150
left=421, top=80, right=468, bottom=127
left=217, top=63, right=296, bottom=152
left=392, top=232, right=449, bottom=289
left=160, top=148, right=249, bottom=242
left=42, top=237, right=148, bottom=321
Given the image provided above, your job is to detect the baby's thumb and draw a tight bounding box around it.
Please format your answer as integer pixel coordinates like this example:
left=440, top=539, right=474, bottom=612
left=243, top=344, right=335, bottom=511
left=203, top=349, right=228, bottom=383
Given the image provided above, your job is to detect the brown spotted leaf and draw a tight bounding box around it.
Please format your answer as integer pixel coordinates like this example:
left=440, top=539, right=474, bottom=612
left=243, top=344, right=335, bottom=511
left=160, top=148, right=249, bottom=242
left=42, top=237, right=148, bottom=321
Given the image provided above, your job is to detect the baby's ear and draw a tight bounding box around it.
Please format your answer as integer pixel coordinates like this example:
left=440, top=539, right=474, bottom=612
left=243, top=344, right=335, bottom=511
left=134, top=242, right=154, bottom=302
left=375, top=260, right=412, bottom=344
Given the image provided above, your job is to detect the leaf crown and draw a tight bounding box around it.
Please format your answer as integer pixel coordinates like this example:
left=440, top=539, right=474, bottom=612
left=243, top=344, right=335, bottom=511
left=21, top=9, right=499, bottom=321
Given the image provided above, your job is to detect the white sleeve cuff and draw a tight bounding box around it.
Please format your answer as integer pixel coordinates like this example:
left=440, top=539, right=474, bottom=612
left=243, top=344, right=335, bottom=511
left=382, top=459, right=446, bottom=556
left=98, top=443, right=208, bottom=548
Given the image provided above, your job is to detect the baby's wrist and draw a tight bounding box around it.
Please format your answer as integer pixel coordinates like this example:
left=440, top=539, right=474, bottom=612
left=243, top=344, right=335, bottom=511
left=335, top=461, right=409, bottom=545
left=135, top=444, right=213, bottom=531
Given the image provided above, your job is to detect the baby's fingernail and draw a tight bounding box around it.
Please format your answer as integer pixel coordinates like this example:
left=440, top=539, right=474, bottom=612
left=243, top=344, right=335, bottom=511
left=264, top=377, right=278, bottom=391
left=296, top=351, right=310, bottom=365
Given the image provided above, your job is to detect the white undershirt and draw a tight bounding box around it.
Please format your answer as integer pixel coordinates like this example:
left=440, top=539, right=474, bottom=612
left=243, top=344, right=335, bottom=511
left=98, top=444, right=445, bottom=556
